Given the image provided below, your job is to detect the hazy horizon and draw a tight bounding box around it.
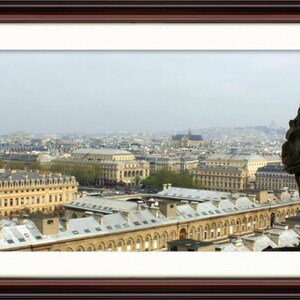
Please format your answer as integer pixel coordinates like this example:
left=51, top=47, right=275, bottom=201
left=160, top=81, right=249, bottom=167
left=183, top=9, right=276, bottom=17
left=1, top=51, right=300, bottom=134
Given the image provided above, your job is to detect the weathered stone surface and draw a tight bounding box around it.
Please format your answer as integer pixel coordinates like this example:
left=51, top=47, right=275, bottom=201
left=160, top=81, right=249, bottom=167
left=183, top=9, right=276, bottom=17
left=282, top=106, right=300, bottom=191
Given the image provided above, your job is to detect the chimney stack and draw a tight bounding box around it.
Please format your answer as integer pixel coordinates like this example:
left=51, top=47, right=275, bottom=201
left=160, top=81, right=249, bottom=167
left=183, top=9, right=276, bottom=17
left=137, top=200, right=144, bottom=210
left=247, top=194, right=256, bottom=204
left=121, top=211, right=130, bottom=222
left=61, top=217, right=70, bottom=231
left=190, top=201, right=199, bottom=211
left=94, top=213, right=104, bottom=225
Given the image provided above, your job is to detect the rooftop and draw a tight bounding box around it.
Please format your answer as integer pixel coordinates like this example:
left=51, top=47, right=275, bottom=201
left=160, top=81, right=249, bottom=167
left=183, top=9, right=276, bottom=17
left=73, top=148, right=133, bottom=156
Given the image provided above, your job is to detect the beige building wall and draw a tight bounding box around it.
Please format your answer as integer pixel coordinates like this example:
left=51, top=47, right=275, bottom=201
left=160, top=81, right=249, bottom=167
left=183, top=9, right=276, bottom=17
left=6, top=201, right=300, bottom=252
left=192, top=167, right=249, bottom=192
left=0, top=171, right=78, bottom=217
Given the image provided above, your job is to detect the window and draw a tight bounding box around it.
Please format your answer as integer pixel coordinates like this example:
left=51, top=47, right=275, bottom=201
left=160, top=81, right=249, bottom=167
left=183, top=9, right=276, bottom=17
left=136, top=239, right=141, bottom=251
left=145, top=237, right=150, bottom=251
left=118, top=242, right=122, bottom=251
left=127, top=240, right=132, bottom=251
left=153, top=235, right=158, bottom=250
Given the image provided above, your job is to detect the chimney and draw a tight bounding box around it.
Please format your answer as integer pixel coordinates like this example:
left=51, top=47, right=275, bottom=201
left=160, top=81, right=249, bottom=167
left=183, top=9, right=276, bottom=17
left=254, top=229, right=265, bottom=236
left=137, top=200, right=144, bottom=210
left=275, top=191, right=284, bottom=200
left=163, top=184, right=167, bottom=191
left=293, top=224, right=300, bottom=235
left=231, top=195, right=238, bottom=206
left=121, top=211, right=130, bottom=221
left=61, top=217, right=70, bottom=231
left=167, top=183, right=172, bottom=189
left=247, top=194, right=256, bottom=204
left=244, top=237, right=256, bottom=251
left=232, top=238, right=243, bottom=247
left=212, top=200, right=221, bottom=209
left=180, top=200, right=189, bottom=205
left=289, top=189, right=297, bottom=197
left=150, top=207, right=160, bottom=218
left=269, top=232, right=281, bottom=246
left=94, top=213, right=104, bottom=225
left=190, top=201, right=199, bottom=211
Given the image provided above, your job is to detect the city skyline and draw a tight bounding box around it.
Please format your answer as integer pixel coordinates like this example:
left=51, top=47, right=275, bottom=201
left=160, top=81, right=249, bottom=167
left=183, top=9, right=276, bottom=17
left=1, top=51, right=300, bottom=134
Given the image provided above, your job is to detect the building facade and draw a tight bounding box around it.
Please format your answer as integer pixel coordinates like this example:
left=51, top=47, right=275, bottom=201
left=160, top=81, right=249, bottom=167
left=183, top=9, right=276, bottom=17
left=170, top=131, right=204, bottom=149
left=192, top=165, right=249, bottom=192
left=0, top=170, right=78, bottom=217
left=52, top=148, right=150, bottom=185
left=1, top=186, right=300, bottom=251
left=256, top=164, right=297, bottom=191
left=137, top=155, right=199, bottom=174
left=205, top=153, right=281, bottom=180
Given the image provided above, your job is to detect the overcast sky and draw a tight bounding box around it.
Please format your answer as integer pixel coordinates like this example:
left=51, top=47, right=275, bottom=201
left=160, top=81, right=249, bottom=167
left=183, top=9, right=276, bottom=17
left=0, top=51, right=299, bottom=134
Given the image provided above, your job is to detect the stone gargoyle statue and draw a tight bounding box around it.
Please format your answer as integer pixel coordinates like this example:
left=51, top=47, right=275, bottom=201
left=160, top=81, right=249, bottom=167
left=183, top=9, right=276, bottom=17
left=282, top=106, right=300, bottom=192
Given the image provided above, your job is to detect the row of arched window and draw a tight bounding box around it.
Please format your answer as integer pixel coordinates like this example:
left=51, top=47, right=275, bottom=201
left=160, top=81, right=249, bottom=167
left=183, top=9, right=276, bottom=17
left=52, top=208, right=299, bottom=251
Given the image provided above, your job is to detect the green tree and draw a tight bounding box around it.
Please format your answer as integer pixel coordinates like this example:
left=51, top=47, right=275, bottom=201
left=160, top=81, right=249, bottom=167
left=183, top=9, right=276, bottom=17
left=141, top=168, right=200, bottom=189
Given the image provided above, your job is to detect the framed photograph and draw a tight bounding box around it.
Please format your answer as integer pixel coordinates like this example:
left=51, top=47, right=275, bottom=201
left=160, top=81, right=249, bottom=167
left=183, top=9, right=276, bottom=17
left=2, top=2, right=300, bottom=299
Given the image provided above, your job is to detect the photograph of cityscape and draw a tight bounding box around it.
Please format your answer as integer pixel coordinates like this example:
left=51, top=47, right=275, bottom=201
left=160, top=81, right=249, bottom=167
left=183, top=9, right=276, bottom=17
left=1, top=50, right=300, bottom=252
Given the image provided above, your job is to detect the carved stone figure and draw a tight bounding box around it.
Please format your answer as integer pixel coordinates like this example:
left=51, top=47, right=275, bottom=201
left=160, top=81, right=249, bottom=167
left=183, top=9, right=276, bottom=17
left=282, top=106, right=300, bottom=192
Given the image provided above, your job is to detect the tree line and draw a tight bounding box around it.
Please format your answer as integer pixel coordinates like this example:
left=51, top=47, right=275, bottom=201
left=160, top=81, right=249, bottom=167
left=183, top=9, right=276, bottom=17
left=141, top=168, right=202, bottom=189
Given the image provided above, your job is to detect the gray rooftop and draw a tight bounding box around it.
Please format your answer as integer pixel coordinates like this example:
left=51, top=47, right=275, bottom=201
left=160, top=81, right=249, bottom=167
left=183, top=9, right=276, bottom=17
left=0, top=170, right=74, bottom=183
left=73, top=148, right=133, bottom=155
left=206, top=153, right=268, bottom=162
left=157, top=187, right=231, bottom=201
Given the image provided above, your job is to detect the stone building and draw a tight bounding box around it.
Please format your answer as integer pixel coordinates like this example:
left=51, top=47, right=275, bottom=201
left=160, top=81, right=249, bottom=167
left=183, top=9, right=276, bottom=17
left=215, top=225, right=300, bottom=251
left=256, top=164, right=297, bottom=191
left=205, top=153, right=281, bottom=180
left=137, top=155, right=199, bottom=174
left=170, top=130, right=204, bottom=149
left=0, top=170, right=78, bottom=217
left=1, top=186, right=300, bottom=251
left=52, top=148, right=150, bottom=185
left=192, top=165, right=249, bottom=192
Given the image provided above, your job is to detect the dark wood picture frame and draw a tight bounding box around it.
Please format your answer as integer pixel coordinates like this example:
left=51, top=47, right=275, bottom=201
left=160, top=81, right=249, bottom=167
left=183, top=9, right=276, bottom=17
left=1, top=0, right=300, bottom=22
left=1, top=1, right=300, bottom=299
